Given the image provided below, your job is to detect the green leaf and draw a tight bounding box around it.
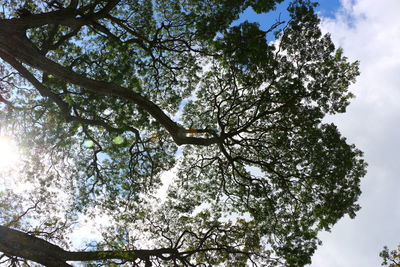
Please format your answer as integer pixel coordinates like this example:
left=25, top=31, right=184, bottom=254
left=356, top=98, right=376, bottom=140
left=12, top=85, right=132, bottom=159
left=113, top=136, right=124, bottom=145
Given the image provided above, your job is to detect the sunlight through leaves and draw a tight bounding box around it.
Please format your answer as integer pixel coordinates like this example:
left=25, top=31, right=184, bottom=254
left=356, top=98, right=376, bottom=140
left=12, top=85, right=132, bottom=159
left=0, top=136, right=20, bottom=171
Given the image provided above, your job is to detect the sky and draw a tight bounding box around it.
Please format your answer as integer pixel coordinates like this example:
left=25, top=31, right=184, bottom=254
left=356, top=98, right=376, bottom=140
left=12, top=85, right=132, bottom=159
left=240, top=0, right=400, bottom=266
left=234, top=0, right=341, bottom=39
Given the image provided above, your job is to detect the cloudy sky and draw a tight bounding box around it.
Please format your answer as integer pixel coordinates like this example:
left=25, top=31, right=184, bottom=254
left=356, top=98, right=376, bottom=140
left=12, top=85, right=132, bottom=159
left=310, top=0, right=400, bottom=266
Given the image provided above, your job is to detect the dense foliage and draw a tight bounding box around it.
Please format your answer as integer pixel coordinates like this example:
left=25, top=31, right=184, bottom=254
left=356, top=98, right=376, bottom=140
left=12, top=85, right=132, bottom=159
left=0, top=0, right=366, bottom=266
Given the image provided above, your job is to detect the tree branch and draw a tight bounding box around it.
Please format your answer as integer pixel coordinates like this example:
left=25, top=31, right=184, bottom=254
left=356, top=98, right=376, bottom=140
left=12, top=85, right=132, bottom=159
left=0, top=27, right=220, bottom=146
left=0, top=50, right=127, bottom=133
left=0, top=225, right=182, bottom=266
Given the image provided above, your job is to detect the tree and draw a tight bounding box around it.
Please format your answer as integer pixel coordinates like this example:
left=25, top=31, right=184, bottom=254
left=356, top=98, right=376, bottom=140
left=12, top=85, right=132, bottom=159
left=0, top=0, right=366, bottom=266
left=380, top=245, right=400, bottom=267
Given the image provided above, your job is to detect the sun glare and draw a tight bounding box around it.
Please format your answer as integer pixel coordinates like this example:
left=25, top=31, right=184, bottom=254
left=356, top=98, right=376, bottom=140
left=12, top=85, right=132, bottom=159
left=0, top=136, right=20, bottom=170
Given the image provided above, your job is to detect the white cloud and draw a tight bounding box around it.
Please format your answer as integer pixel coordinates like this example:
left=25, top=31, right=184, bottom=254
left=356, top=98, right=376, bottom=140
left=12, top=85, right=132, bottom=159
left=310, top=0, right=400, bottom=266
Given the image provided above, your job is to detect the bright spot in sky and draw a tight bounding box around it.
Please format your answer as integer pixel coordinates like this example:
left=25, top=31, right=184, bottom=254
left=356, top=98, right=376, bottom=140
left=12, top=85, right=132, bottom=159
left=0, top=136, right=20, bottom=170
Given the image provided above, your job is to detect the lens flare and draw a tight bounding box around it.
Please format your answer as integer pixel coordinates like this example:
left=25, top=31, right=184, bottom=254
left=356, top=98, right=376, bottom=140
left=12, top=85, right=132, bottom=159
left=0, top=136, right=20, bottom=170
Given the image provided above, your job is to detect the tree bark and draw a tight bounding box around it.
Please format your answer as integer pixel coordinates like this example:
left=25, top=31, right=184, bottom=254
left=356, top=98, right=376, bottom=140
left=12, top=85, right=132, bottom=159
left=0, top=225, right=72, bottom=266
left=0, top=226, right=178, bottom=266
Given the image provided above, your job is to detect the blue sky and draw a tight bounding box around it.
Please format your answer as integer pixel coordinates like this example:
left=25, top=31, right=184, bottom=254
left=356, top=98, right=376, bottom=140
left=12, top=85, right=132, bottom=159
left=233, top=0, right=341, bottom=41
left=235, top=0, right=341, bottom=40
left=316, top=0, right=341, bottom=18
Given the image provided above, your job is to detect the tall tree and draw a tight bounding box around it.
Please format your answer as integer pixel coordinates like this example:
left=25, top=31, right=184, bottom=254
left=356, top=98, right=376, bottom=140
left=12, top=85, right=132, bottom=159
left=0, top=0, right=366, bottom=266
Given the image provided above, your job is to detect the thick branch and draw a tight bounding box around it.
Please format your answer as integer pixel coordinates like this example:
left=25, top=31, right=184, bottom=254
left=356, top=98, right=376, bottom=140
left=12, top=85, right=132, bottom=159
left=0, top=50, right=125, bottom=133
left=0, top=226, right=71, bottom=267
left=0, top=1, right=120, bottom=29
left=0, top=226, right=179, bottom=266
left=63, top=248, right=178, bottom=262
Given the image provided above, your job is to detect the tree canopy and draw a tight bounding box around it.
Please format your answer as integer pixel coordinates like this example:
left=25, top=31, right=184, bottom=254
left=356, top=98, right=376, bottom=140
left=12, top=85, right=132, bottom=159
left=0, top=0, right=366, bottom=266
